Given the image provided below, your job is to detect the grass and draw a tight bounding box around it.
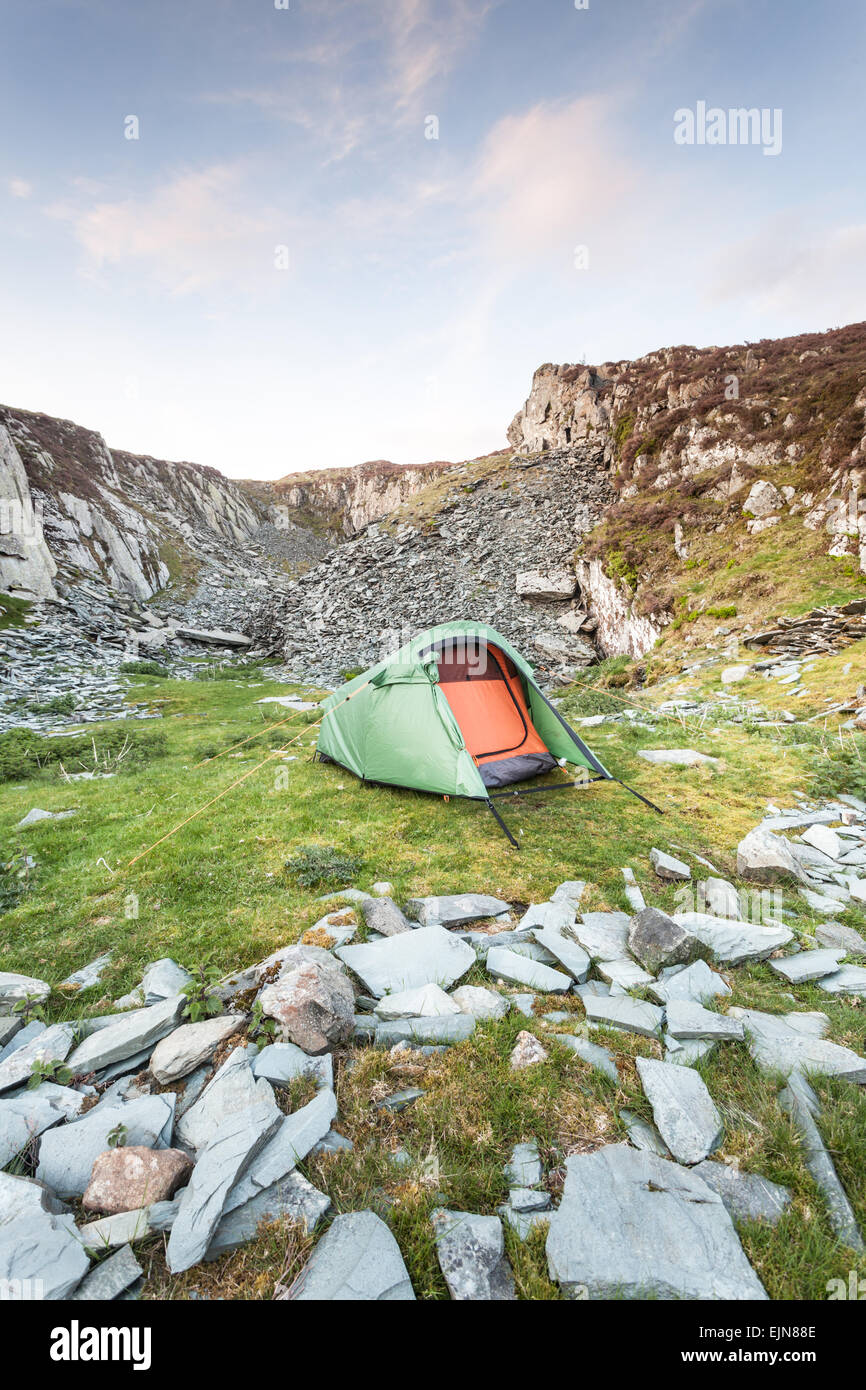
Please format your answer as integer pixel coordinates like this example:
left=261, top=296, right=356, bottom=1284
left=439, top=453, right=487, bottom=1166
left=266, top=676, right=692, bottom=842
left=0, top=592, right=33, bottom=629
left=1, top=669, right=864, bottom=1299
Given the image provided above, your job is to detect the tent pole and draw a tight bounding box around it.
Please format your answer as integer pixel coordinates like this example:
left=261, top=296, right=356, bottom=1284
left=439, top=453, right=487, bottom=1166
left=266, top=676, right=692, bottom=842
left=486, top=798, right=520, bottom=848
left=614, top=778, right=665, bottom=815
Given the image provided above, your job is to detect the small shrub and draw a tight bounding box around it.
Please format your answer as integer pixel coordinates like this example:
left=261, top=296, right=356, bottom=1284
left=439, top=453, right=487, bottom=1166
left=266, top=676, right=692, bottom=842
left=28, top=1058, right=72, bottom=1090
left=0, top=726, right=169, bottom=783
left=285, top=844, right=365, bottom=888
left=181, top=965, right=224, bottom=1022
left=120, top=659, right=170, bottom=678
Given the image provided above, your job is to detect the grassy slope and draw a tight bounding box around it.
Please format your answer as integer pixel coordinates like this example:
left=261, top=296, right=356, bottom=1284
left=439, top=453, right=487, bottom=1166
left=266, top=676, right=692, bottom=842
left=2, top=670, right=864, bottom=1299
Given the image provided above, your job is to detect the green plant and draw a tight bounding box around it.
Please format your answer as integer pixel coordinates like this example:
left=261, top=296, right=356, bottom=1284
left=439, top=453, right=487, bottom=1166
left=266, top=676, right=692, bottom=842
left=339, top=668, right=365, bottom=682
left=249, top=998, right=279, bottom=1048
left=107, top=1123, right=128, bottom=1148
left=0, top=726, right=168, bottom=784
left=120, top=659, right=170, bottom=678
left=13, top=991, right=47, bottom=1025
left=0, top=854, right=36, bottom=910
left=25, top=693, right=77, bottom=715
left=28, top=1058, right=72, bottom=1090
left=181, top=965, right=224, bottom=1022
left=706, top=603, right=738, bottom=619
left=285, top=843, right=365, bottom=888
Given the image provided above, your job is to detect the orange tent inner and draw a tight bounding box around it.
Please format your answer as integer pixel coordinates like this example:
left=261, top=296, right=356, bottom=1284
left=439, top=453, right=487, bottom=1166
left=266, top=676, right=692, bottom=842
left=435, top=642, right=551, bottom=768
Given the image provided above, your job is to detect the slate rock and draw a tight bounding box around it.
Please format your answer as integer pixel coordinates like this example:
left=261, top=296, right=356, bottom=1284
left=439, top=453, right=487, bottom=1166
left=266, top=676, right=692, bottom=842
left=253, top=943, right=346, bottom=988
left=636, top=1057, right=723, bottom=1164
left=505, top=1141, right=542, bottom=1188
left=690, top=1160, right=791, bottom=1226
left=0, top=1207, right=90, bottom=1300
left=167, top=1100, right=282, bottom=1273
left=336, top=925, right=475, bottom=998
left=72, top=1244, right=143, bottom=1301
left=551, top=880, right=586, bottom=907
left=648, top=959, right=731, bottom=1006
left=672, top=912, right=792, bottom=965
left=0, top=1022, right=75, bottom=1094
left=374, top=984, right=460, bottom=1019
left=260, top=961, right=355, bottom=1054
left=520, top=901, right=576, bottom=932
left=310, top=1127, right=354, bottom=1156
left=0, top=971, right=51, bottom=1011
left=628, top=906, right=699, bottom=973
left=450, top=985, right=510, bottom=1020
left=79, top=1198, right=182, bottom=1249
left=736, top=829, right=803, bottom=884
left=404, top=893, right=510, bottom=928
left=509, top=993, right=536, bottom=1018
left=620, top=1109, right=670, bottom=1157
left=510, top=1031, right=549, bottom=1070
left=374, top=1088, right=425, bottom=1112
left=546, top=1145, right=767, bottom=1299
left=557, top=1034, right=619, bottom=1083
left=361, top=896, right=413, bottom=937
left=509, top=1186, right=551, bottom=1213
left=150, top=1014, right=246, bottom=1084
left=67, top=995, right=185, bottom=1075
left=374, top=1015, right=475, bottom=1046
left=221, top=1088, right=337, bottom=1216
left=284, top=1210, right=415, bottom=1300
left=37, top=1094, right=176, bottom=1200
left=252, top=1042, right=333, bottom=1090
left=140, top=958, right=193, bottom=1005
left=597, top=958, right=654, bottom=991
left=801, top=824, right=842, bottom=859
left=817, top=964, right=866, bottom=996
left=638, top=748, right=719, bottom=766
left=583, top=994, right=664, bottom=1039
left=699, top=877, right=742, bottom=919
left=175, top=1048, right=274, bottom=1153
left=0, top=1092, right=65, bottom=1167
left=0, top=1015, right=22, bottom=1050
left=816, top=921, right=866, bottom=955
left=8, top=1080, right=86, bottom=1119
left=498, top=1203, right=551, bottom=1240
left=650, top=848, right=691, bottom=881
left=206, top=1171, right=331, bottom=1259
left=60, top=952, right=112, bottom=992
left=779, top=1074, right=864, bottom=1250
left=0, top=1169, right=69, bottom=1223
left=732, top=1007, right=866, bottom=1083
left=82, top=1146, right=192, bottom=1214
left=573, top=911, right=631, bottom=961
left=770, top=949, right=847, bottom=985
left=431, top=1209, right=516, bottom=1300
left=665, top=1000, right=745, bottom=1042
left=0, top=1019, right=45, bottom=1063
left=664, top=1037, right=717, bottom=1066
left=486, top=947, right=571, bottom=994
left=530, top=928, right=591, bottom=982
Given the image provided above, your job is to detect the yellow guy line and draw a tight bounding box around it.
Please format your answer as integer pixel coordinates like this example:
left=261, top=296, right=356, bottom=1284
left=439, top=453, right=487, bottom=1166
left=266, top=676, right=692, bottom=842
left=127, top=682, right=371, bottom=868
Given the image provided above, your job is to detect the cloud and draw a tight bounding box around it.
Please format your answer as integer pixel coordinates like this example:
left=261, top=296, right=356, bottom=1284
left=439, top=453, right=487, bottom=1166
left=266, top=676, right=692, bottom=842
left=9, top=178, right=32, bottom=199
left=471, top=96, right=634, bottom=262
left=49, top=163, right=286, bottom=294
left=707, top=217, right=866, bottom=324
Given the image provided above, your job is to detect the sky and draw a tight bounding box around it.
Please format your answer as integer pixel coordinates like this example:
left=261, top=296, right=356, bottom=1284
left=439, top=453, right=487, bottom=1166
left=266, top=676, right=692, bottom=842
left=1, top=0, right=865, bottom=479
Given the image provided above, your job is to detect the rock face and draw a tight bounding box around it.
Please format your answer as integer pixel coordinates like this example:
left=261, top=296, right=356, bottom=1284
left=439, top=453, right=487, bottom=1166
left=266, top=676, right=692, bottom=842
left=82, top=1146, right=192, bottom=1215
left=546, top=1145, right=767, bottom=1299
left=259, top=962, right=355, bottom=1055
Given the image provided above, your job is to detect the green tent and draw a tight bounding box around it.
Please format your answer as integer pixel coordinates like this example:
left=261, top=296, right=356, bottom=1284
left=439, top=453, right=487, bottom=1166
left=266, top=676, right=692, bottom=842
left=316, top=621, right=660, bottom=845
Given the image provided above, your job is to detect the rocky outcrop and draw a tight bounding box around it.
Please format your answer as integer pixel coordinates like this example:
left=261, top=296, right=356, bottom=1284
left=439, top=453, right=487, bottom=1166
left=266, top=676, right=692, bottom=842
left=0, top=421, right=58, bottom=599
left=261, top=458, right=469, bottom=537
left=2, top=406, right=265, bottom=601
left=575, top=557, right=665, bottom=658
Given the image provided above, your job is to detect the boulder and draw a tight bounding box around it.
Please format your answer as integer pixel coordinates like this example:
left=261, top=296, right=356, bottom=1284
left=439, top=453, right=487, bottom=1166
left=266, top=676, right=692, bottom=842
left=450, top=985, right=510, bottom=1020
left=336, top=925, right=475, bottom=998
left=817, top=964, right=866, bottom=997
left=627, top=906, right=698, bottom=973
left=736, top=829, right=802, bottom=883
left=283, top=1210, right=415, bottom=1300
left=546, top=1145, right=767, bottom=1299
left=516, top=567, right=576, bottom=599
left=149, top=1014, right=246, bottom=1084
left=431, top=1209, right=516, bottom=1300
left=82, top=1146, right=192, bottom=1215
left=141, top=958, right=193, bottom=1005
left=636, top=1058, right=723, bottom=1164
left=37, top=1095, right=176, bottom=1200
left=260, top=961, right=355, bottom=1054
left=510, top=1031, right=549, bottom=1070
left=743, top=479, right=783, bottom=518
left=361, top=896, right=413, bottom=937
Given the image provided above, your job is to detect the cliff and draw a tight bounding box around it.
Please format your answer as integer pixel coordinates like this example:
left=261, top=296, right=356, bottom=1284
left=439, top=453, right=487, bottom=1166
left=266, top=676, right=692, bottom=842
left=251, top=458, right=465, bottom=537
